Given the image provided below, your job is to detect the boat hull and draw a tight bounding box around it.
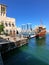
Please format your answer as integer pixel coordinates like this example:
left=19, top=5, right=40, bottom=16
left=36, top=30, right=46, bottom=38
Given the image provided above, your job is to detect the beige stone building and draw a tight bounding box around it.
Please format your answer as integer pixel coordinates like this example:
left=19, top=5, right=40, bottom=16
left=0, top=4, right=16, bottom=36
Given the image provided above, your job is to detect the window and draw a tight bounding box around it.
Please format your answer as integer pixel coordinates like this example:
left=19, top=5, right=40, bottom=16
left=1, top=6, right=5, bottom=12
left=9, top=23, right=11, bottom=27
left=12, top=23, right=14, bottom=27
left=13, top=30, right=15, bottom=32
left=1, top=6, right=5, bottom=16
left=10, top=30, right=12, bottom=35
left=10, top=30, right=12, bottom=33
left=6, top=30, right=8, bottom=33
left=5, top=23, right=8, bottom=26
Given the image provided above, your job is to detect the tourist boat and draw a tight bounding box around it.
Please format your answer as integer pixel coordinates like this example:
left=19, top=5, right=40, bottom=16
left=35, top=25, right=46, bottom=38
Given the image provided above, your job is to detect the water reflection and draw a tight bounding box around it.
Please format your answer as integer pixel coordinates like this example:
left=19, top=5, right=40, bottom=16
left=35, top=37, right=46, bottom=46
left=2, top=34, right=49, bottom=65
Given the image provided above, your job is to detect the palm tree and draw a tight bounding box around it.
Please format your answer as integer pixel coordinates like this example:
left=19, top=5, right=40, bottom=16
left=0, top=23, right=4, bottom=34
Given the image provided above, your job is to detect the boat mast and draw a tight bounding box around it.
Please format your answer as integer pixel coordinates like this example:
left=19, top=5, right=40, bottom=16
left=40, top=19, right=43, bottom=26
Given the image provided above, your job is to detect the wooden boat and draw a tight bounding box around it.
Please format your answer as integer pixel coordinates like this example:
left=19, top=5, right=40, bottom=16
left=35, top=25, right=46, bottom=38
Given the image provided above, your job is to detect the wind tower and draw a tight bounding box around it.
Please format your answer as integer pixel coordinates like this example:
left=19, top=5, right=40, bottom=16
left=0, top=4, right=17, bottom=36
left=0, top=4, right=7, bottom=17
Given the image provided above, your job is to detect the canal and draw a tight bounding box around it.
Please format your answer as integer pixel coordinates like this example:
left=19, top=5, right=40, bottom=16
left=2, top=34, right=49, bottom=65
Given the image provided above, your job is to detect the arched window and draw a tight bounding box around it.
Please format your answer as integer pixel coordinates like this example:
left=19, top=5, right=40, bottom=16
left=13, top=30, right=15, bottom=32
left=12, top=23, right=14, bottom=27
left=6, top=30, right=8, bottom=33
left=13, top=30, right=15, bottom=36
left=9, top=23, right=11, bottom=27
left=9, top=30, right=12, bottom=35
left=5, top=23, right=8, bottom=26
left=10, top=30, right=12, bottom=33
left=17, top=30, right=19, bottom=34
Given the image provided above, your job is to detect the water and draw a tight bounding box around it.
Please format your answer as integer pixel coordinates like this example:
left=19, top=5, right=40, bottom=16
left=0, top=53, right=3, bottom=65
left=2, top=34, right=49, bottom=65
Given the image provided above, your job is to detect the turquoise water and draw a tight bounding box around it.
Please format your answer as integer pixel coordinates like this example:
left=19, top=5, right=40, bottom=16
left=2, top=34, right=49, bottom=65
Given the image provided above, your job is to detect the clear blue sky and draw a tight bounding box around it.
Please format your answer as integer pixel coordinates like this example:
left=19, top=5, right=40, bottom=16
left=0, top=0, right=49, bottom=30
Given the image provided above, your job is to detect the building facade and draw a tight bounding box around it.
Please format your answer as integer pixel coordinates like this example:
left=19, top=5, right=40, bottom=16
left=0, top=4, right=16, bottom=36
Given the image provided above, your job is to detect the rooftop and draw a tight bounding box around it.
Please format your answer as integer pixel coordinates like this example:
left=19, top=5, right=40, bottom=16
left=0, top=3, right=7, bottom=7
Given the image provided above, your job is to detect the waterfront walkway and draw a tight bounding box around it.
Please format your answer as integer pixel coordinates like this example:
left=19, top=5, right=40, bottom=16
left=0, top=35, right=28, bottom=44
left=0, top=35, right=28, bottom=54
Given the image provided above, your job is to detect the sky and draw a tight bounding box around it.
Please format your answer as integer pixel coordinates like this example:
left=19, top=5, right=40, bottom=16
left=0, top=0, right=49, bottom=30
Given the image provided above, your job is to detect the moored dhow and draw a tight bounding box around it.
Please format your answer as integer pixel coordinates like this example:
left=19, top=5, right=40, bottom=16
left=35, top=25, right=46, bottom=38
